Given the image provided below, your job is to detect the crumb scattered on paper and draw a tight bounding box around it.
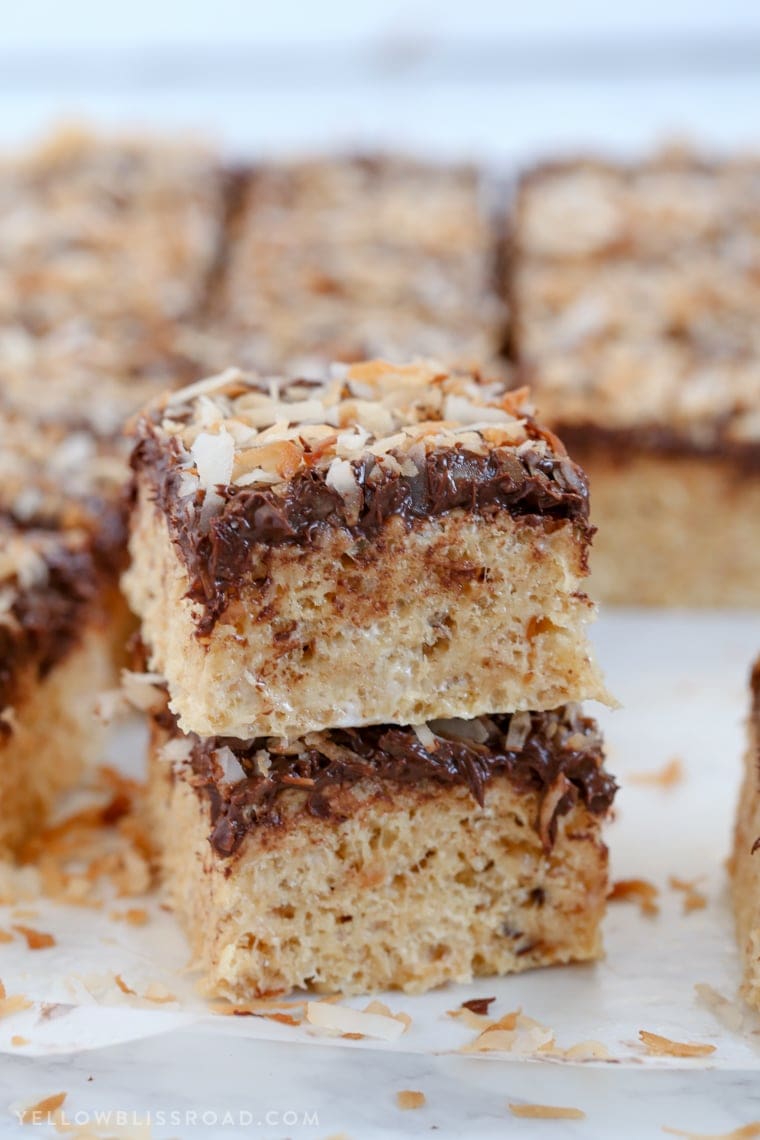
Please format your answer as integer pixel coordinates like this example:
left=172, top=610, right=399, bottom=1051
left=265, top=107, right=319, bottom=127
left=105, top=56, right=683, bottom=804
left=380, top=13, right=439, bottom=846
left=669, top=877, right=707, bottom=914
left=639, top=1030, right=716, bottom=1058
left=508, top=1103, right=585, bottom=1120
left=609, top=878, right=660, bottom=916
left=396, top=1091, right=425, bottom=1110
left=629, top=757, right=684, bottom=788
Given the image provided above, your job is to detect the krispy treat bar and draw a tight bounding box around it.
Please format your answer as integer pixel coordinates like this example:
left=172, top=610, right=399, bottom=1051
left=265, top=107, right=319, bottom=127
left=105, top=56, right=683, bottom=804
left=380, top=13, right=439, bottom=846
left=0, top=127, right=224, bottom=435
left=0, top=520, right=113, bottom=855
left=733, top=660, right=760, bottom=1008
left=125, top=361, right=607, bottom=739
left=206, top=157, right=506, bottom=374
left=149, top=695, right=615, bottom=997
left=510, top=153, right=760, bottom=606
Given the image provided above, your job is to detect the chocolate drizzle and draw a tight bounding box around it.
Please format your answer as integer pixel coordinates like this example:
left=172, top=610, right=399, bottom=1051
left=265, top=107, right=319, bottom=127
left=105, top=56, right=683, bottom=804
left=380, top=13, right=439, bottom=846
left=0, top=531, right=99, bottom=730
left=133, top=425, right=592, bottom=634
left=161, top=706, right=616, bottom=858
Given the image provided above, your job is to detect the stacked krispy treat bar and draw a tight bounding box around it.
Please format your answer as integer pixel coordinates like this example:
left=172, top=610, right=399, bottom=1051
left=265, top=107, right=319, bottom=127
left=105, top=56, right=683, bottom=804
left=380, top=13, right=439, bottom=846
left=509, top=153, right=760, bottom=606
left=733, top=661, right=760, bottom=1008
left=0, top=130, right=224, bottom=851
left=126, top=361, right=616, bottom=997
left=201, top=157, right=506, bottom=375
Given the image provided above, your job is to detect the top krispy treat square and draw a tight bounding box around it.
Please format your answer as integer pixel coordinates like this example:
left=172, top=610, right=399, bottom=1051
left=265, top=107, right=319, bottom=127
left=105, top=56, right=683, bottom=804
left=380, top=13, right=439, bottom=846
left=0, top=128, right=224, bottom=434
left=511, top=153, right=760, bottom=453
left=125, top=360, right=608, bottom=738
left=207, top=157, right=506, bottom=374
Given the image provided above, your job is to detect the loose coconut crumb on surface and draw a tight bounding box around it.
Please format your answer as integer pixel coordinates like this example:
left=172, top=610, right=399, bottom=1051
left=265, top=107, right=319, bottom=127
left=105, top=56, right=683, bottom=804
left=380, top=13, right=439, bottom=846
left=662, top=1125, right=760, bottom=1139
left=306, top=999, right=410, bottom=1041
left=447, top=1002, right=610, bottom=1060
left=0, top=979, right=32, bottom=1020
left=18, top=1091, right=67, bottom=1124
left=396, top=1091, right=426, bottom=1111
left=629, top=758, right=685, bottom=788
left=12, top=924, right=55, bottom=950
left=639, top=1030, right=716, bottom=1058
left=609, top=878, right=660, bottom=916
left=508, top=1103, right=585, bottom=1120
left=11, top=1035, right=29, bottom=1046
left=669, top=876, right=708, bottom=914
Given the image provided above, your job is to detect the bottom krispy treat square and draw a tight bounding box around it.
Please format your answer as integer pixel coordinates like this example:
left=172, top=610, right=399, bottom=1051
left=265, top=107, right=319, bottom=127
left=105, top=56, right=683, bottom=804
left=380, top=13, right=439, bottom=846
left=733, top=660, right=760, bottom=1007
left=148, top=697, right=616, bottom=998
left=0, top=522, right=114, bottom=856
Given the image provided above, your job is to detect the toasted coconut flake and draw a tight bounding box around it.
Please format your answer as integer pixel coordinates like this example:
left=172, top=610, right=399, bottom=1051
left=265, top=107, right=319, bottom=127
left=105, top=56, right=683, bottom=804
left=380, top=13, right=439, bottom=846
left=509, top=1104, right=585, bottom=1120
left=191, top=427, right=235, bottom=490
left=561, top=1040, right=611, bottom=1061
left=114, top=974, right=137, bottom=997
left=396, top=1091, right=426, bottom=1110
left=609, top=877, right=660, bottom=916
left=669, top=876, right=707, bottom=913
left=325, top=457, right=362, bottom=524
left=0, top=929, right=13, bottom=943
left=109, top=908, right=149, bottom=926
left=12, top=924, right=55, bottom=950
left=412, top=722, right=438, bottom=751
left=11, top=1035, right=29, bottom=1046
left=629, top=757, right=685, bottom=788
left=662, top=1126, right=760, bottom=1139
left=0, top=993, right=32, bottom=1019
left=19, top=1092, right=67, bottom=1124
left=638, top=1030, right=716, bottom=1058
left=306, top=1000, right=407, bottom=1041
left=505, top=710, right=533, bottom=751
left=461, top=996, right=496, bottom=1016
left=143, top=982, right=176, bottom=1004
left=461, top=1010, right=554, bottom=1055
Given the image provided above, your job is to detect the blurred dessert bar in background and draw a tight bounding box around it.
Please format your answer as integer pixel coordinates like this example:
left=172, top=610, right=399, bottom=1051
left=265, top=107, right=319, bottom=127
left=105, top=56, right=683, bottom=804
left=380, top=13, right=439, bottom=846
left=508, top=153, right=760, bottom=606
left=202, top=157, right=507, bottom=375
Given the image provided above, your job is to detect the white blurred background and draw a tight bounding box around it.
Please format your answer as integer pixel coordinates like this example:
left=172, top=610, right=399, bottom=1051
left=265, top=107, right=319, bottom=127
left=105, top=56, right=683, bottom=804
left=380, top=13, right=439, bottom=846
left=3, top=0, right=760, bottom=160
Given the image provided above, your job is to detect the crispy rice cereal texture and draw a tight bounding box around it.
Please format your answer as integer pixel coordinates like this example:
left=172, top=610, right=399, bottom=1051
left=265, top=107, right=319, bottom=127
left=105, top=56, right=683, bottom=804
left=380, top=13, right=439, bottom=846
left=733, top=661, right=760, bottom=1009
left=125, top=362, right=607, bottom=738
left=148, top=710, right=612, bottom=998
left=511, top=155, right=760, bottom=607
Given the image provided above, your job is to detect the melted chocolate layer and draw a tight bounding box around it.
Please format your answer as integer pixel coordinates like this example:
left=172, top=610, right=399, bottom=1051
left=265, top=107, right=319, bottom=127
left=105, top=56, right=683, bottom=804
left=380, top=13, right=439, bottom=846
left=133, top=426, right=591, bottom=634
left=550, top=421, right=760, bottom=472
left=0, top=529, right=100, bottom=732
left=160, top=706, right=616, bottom=858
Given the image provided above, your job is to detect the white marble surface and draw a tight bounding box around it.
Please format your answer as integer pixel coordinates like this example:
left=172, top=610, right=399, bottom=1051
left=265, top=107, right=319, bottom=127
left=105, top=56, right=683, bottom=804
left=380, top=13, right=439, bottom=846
left=3, top=611, right=760, bottom=1137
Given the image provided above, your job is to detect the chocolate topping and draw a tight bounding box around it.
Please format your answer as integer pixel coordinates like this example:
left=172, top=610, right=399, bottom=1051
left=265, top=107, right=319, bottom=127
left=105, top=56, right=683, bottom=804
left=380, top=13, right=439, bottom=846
left=158, top=705, right=616, bottom=858
left=547, top=420, right=760, bottom=472
left=0, top=529, right=99, bottom=730
left=133, top=427, right=591, bottom=634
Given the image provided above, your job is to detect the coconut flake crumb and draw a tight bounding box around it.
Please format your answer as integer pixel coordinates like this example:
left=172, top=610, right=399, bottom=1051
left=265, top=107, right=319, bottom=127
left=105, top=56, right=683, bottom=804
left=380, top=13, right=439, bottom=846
left=638, top=1030, right=716, bottom=1058
left=609, top=877, right=660, bottom=916
left=629, top=757, right=685, bottom=788
left=306, top=999, right=408, bottom=1041
left=508, top=1103, right=585, bottom=1120
left=662, top=1125, right=760, bottom=1139
left=18, top=1091, right=67, bottom=1124
left=669, top=876, right=707, bottom=913
left=12, top=924, right=55, bottom=950
left=396, top=1091, right=426, bottom=1110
